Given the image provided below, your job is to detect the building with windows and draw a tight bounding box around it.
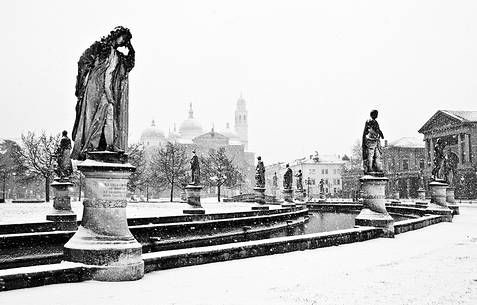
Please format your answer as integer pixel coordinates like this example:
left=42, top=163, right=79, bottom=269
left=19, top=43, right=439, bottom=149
left=264, top=154, right=347, bottom=198
left=382, top=137, right=425, bottom=198
left=418, top=110, right=477, bottom=199
left=138, top=96, right=255, bottom=195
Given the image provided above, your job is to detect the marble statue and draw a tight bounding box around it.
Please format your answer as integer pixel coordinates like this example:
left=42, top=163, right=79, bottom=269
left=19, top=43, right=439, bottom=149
left=190, top=150, right=200, bottom=185
left=444, top=150, right=455, bottom=186
left=255, top=156, right=265, bottom=188
left=71, top=26, right=135, bottom=160
left=319, top=178, right=325, bottom=193
left=362, top=110, right=384, bottom=175
left=272, top=172, right=278, bottom=188
left=418, top=170, right=425, bottom=190
left=295, top=169, right=303, bottom=190
left=55, top=130, right=73, bottom=180
left=431, top=138, right=446, bottom=181
left=283, top=164, right=293, bottom=189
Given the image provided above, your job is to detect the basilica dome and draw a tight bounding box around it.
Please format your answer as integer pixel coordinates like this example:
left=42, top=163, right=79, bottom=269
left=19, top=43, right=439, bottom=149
left=179, top=103, right=204, bottom=140
left=140, top=120, right=166, bottom=146
left=221, top=122, right=242, bottom=145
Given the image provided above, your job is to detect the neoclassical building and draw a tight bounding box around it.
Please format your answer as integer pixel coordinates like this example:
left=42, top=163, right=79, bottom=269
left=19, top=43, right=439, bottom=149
left=139, top=96, right=255, bottom=195
left=382, top=137, right=426, bottom=198
left=265, top=154, right=347, bottom=198
left=418, top=110, right=477, bottom=198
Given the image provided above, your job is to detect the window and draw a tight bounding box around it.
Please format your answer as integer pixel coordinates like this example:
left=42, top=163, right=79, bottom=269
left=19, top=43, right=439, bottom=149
left=321, top=169, right=328, bottom=175
left=402, top=159, right=409, bottom=171
left=309, top=169, right=316, bottom=175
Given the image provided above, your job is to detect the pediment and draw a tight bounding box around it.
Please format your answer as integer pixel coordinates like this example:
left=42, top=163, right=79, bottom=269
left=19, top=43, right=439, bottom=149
left=194, top=131, right=228, bottom=141
left=418, top=111, right=463, bottom=134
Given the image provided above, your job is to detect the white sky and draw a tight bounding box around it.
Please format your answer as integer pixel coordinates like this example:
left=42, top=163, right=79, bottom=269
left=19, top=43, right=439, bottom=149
left=1, top=0, right=477, bottom=164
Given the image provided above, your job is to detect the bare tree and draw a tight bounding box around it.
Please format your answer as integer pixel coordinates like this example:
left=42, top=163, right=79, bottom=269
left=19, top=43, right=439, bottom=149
left=127, top=143, right=156, bottom=202
left=20, top=131, right=60, bottom=202
left=0, top=140, right=28, bottom=202
left=201, top=148, right=243, bottom=202
left=150, top=142, right=188, bottom=202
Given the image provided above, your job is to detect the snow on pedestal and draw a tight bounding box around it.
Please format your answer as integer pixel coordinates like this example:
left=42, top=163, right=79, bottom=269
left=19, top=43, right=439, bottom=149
left=253, top=187, right=266, bottom=204
left=282, top=188, right=293, bottom=203
left=63, top=153, right=144, bottom=281
left=46, top=180, right=77, bottom=229
left=427, top=180, right=452, bottom=221
left=355, top=175, right=394, bottom=237
left=183, top=185, right=205, bottom=214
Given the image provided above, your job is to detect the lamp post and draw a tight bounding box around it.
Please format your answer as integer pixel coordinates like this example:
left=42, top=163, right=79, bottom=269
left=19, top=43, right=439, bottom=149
left=306, top=177, right=312, bottom=201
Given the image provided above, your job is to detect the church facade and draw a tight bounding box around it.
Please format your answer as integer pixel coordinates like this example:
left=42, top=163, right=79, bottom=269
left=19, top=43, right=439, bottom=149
left=418, top=110, right=477, bottom=199
left=139, top=96, right=255, bottom=196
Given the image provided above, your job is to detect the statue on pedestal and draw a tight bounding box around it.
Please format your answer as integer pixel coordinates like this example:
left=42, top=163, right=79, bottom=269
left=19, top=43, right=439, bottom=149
left=418, top=170, right=425, bottom=190
left=55, top=130, right=73, bottom=180
left=295, top=169, right=303, bottom=190
left=283, top=164, right=293, bottom=189
left=255, top=156, right=265, bottom=188
left=319, top=178, right=325, bottom=194
left=190, top=150, right=200, bottom=185
left=71, top=26, right=135, bottom=160
left=272, top=172, right=278, bottom=188
left=362, top=110, right=384, bottom=175
left=431, top=138, right=446, bottom=181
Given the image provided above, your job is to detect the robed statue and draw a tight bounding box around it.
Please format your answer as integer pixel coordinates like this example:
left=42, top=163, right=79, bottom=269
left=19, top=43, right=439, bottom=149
left=283, top=164, right=293, bottom=189
left=362, top=110, right=384, bottom=175
left=71, top=26, right=135, bottom=160
left=443, top=149, right=456, bottom=186
left=431, top=138, right=446, bottom=181
left=272, top=172, right=278, bottom=188
left=255, top=156, right=265, bottom=188
left=319, top=178, right=325, bottom=194
left=55, top=130, right=73, bottom=180
left=295, top=169, right=303, bottom=190
left=190, top=150, right=200, bottom=185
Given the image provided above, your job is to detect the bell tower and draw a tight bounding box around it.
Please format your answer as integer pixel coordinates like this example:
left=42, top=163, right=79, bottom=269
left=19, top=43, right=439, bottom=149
left=234, top=94, right=248, bottom=150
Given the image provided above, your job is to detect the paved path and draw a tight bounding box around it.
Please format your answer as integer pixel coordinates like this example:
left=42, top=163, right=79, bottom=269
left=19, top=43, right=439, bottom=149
left=1, top=207, right=476, bottom=305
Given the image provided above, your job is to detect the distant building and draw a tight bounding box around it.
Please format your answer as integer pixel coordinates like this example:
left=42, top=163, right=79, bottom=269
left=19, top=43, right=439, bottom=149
left=419, top=110, right=477, bottom=199
left=265, top=154, right=347, bottom=198
left=382, top=137, right=425, bottom=198
left=138, top=97, right=255, bottom=195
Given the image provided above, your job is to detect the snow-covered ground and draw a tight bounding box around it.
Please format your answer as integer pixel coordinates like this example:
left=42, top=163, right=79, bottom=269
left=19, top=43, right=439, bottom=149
left=1, top=207, right=476, bottom=304
left=0, top=199, right=275, bottom=224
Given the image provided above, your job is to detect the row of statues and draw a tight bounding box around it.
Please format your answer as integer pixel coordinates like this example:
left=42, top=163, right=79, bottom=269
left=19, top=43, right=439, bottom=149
left=58, top=27, right=455, bottom=192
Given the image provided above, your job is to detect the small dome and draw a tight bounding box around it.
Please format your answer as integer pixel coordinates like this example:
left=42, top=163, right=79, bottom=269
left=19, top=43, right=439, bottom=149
left=221, top=122, right=242, bottom=144
left=179, top=103, right=204, bottom=139
left=140, top=120, right=166, bottom=144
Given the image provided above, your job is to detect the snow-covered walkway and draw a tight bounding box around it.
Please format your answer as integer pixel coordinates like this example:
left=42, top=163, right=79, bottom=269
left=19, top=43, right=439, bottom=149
left=1, top=207, right=476, bottom=305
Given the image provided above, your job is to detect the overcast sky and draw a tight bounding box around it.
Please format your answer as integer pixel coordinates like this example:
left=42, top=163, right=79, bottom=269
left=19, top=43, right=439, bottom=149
left=1, top=0, right=477, bottom=163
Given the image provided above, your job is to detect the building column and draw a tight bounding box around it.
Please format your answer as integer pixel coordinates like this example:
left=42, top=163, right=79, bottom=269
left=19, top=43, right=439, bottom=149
left=458, top=134, right=463, bottom=164
left=464, top=134, right=471, bottom=163
left=429, top=138, right=434, bottom=167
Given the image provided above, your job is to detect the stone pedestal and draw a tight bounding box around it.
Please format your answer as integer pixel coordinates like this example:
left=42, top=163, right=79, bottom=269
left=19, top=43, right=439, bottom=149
left=427, top=180, right=452, bottom=221
left=355, top=175, right=394, bottom=237
left=295, top=189, right=305, bottom=201
left=417, top=188, right=426, bottom=200
left=446, top=187, right=455, bottom=204
left=63, top=152, right=144, bottom=281
left=282, top=188, right=294, bottom=203
left=253, top=187, right=266, bottom=204
left=185, top=184, right=203, bottom=207
left=46, top=180, right=77, bottom=230
left=184, top=184, right=204, bottom=214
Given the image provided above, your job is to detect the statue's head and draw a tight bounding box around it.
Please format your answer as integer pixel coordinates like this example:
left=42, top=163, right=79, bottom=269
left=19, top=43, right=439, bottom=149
left=257, top=156, right=261, bottom=161
left=299, top=170, right=302, bottom=173
left=192, top=150, right=196, bottom=155
left=102, top=26, right=132, bottom=47
left=370, top=109, right=378, bottom=119
left=62, top=130, right=68, bottom=137
left=286, top=164, right=289, bottom=168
